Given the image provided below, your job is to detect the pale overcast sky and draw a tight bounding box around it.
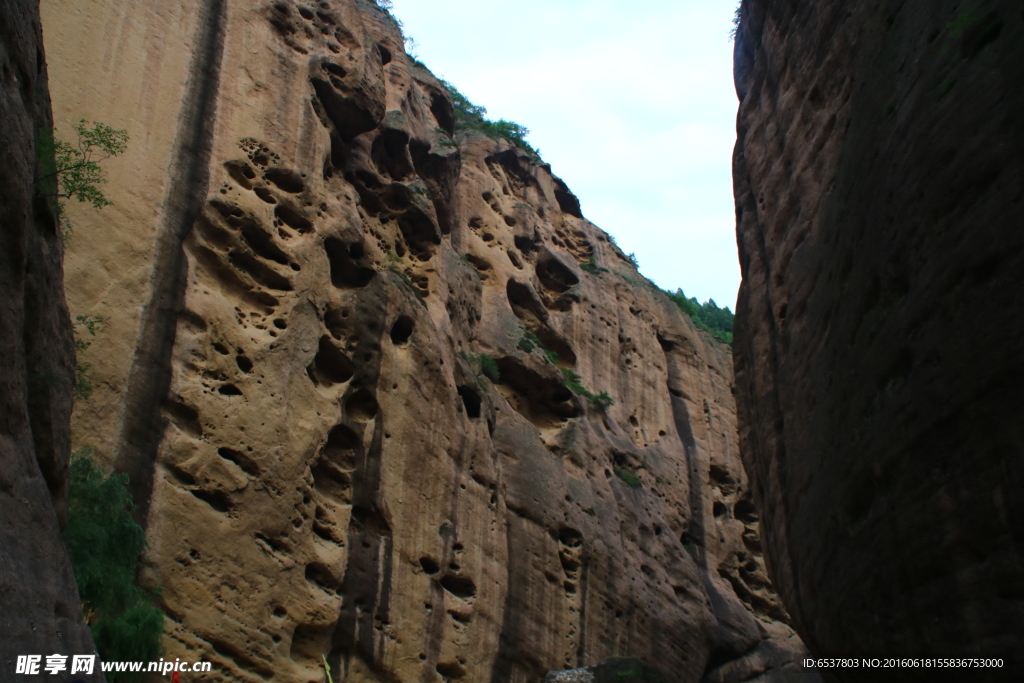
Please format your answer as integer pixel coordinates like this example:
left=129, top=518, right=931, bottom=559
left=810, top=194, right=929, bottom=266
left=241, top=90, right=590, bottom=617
left=389, top=0, right=741, bottom=308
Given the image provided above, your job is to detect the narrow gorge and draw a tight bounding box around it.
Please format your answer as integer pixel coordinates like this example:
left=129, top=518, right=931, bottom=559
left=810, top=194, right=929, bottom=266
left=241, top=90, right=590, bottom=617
left=4, top=0, right=1019, bottom=681
left=35, top=0, right=805, bottom=681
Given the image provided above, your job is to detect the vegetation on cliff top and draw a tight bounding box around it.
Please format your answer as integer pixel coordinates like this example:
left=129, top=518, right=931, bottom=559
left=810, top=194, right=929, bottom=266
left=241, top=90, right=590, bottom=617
left=667, top=289, right=734, bottom=344
left=63, top=450, right=163, bottom=678
left=442, top=81, right=541, bottom=159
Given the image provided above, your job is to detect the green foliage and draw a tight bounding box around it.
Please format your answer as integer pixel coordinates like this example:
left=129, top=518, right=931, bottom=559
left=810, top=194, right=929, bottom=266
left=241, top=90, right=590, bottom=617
left=517, top=325, right=614, bottom=407
left=73, top=314, right=104, bottom=400
left=947, top=7, right=981, bottom=39
left=517, top=329, right=542, bottom=353
left=63, top=450, right=163, bottom=679
left=560, top=368, right=587, bottom=394
left=614, top=466, right=642, bottom=488
left=580, top=257, right=607, bottom=275
left=479, top=354, right=500, bottom=382
left=442, top=82, right=540, bottom=159
left=626, top=252, right=639, bottom=268
left=666, top=289, right=734, bottom=344
left=730, top=3, right=743, bottom=42
left=560, top=368, right=615, bottom=409
left=36, top=120, right=128, bottom=241
left=38, top=119, right=128, bottom=209
left=459, top=351, right=501, bottom=382
left=322, top=654, right=335, bottom=683
left=434, top=127, right=458, bottom=148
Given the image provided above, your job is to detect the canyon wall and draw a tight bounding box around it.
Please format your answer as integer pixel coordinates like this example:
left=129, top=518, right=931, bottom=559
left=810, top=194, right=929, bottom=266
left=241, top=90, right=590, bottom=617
left=0, top=0, right=98, bottom=670
left=733, top=0, right=1024, bottom=680
left=42, top=0, right=809, bottom=680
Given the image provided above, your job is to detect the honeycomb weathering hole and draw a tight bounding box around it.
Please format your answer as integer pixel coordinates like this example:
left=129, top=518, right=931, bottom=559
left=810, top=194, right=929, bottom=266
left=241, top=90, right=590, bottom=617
left=346, top=388, right=379, bottom=422
left=494, top=356, right=582, bottom=426
left=217, top=447, right=260, bottom=476
left=558, top=527, right=583, bottom=547
left=734, top=498, right=759, bottom=524
left=264, top=167, right=305, bottom=194
left=439, top=573, right=477, bottom=599
left=429, top=91, right=455, bottom=136
left=436, top=662, right=468, bottom=679
left=390, top=316, right=413, bottom=344
left=310, top=336, right=355, bottom=385
left=324, top=422, right=359, bottom=457
left=457, top=385, right=482, bottom=419
left=537, top=256, right=580, bottom=294
left=506, top=279, right=547, bottom=322
left=274, top=204, right=314, bottom=233
left=419, top=557, right=440, bottom=575
left=254, top=187, right=277, bottom=204
left=325, top=236, right=376, bottom=288
left=305, top=562, right=342, bottom=592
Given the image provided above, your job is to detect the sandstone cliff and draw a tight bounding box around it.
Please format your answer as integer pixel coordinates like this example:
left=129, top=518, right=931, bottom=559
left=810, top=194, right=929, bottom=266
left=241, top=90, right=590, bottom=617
left=733, top=1, right=1024, bottom=680
left=43, top=0, right=806, bottom=680
left=0, top=0, right=98, bottom=670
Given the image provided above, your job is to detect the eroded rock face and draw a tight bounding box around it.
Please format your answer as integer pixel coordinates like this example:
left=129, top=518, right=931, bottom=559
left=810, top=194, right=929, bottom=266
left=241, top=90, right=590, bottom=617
left=44, top=0, right=806, bottom=680
left=733, top=0, right=1024, bottom=677
left=0, top=0, right=97, bottom=668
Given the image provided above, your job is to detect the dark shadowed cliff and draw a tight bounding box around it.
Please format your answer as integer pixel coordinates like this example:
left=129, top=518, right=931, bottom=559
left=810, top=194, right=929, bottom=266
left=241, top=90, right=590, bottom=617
left=0, top=0, right=98, bottom=669
left=733, top=1, right=1024, bottom=680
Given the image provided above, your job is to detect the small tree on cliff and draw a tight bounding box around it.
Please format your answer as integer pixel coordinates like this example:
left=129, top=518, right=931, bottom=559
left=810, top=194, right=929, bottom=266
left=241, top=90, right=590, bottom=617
left=36, top=119, right=129, bottom=235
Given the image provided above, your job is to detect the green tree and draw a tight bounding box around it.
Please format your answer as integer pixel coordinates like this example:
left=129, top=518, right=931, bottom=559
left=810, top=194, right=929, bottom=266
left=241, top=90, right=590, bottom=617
left=36, top=119, right=129, bottom=234
left=666, top=289, right=734, bottom=344
left=63, top=449, right=163, bottom=679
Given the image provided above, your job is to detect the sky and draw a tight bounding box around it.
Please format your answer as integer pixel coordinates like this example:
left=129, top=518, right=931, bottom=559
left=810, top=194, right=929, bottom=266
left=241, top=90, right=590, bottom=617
left=388, top=0, right=742, bottom=309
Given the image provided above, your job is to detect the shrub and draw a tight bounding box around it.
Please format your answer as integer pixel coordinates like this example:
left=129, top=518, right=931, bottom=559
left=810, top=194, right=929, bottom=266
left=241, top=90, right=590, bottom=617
left=517, top=329, right=542, bottom=353
left=63, top=450, right=163, bottom=679
left=614, top=466, right=642, bottom=488
left=560, top=368, right=614, bottom=409
left=459, top=351, right=501, bottom=382
left=479, top=354, right=501, bottom=382
left=580, top=257, right=607, bottom=275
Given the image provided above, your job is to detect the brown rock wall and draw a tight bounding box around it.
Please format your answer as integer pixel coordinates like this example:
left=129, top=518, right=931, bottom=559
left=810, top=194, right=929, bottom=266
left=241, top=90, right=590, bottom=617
left=0, top=0, right=98, bottom=669
left=733, top=0, right=1024, bottom=679
left=43, top=0, right=807, bottom=680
